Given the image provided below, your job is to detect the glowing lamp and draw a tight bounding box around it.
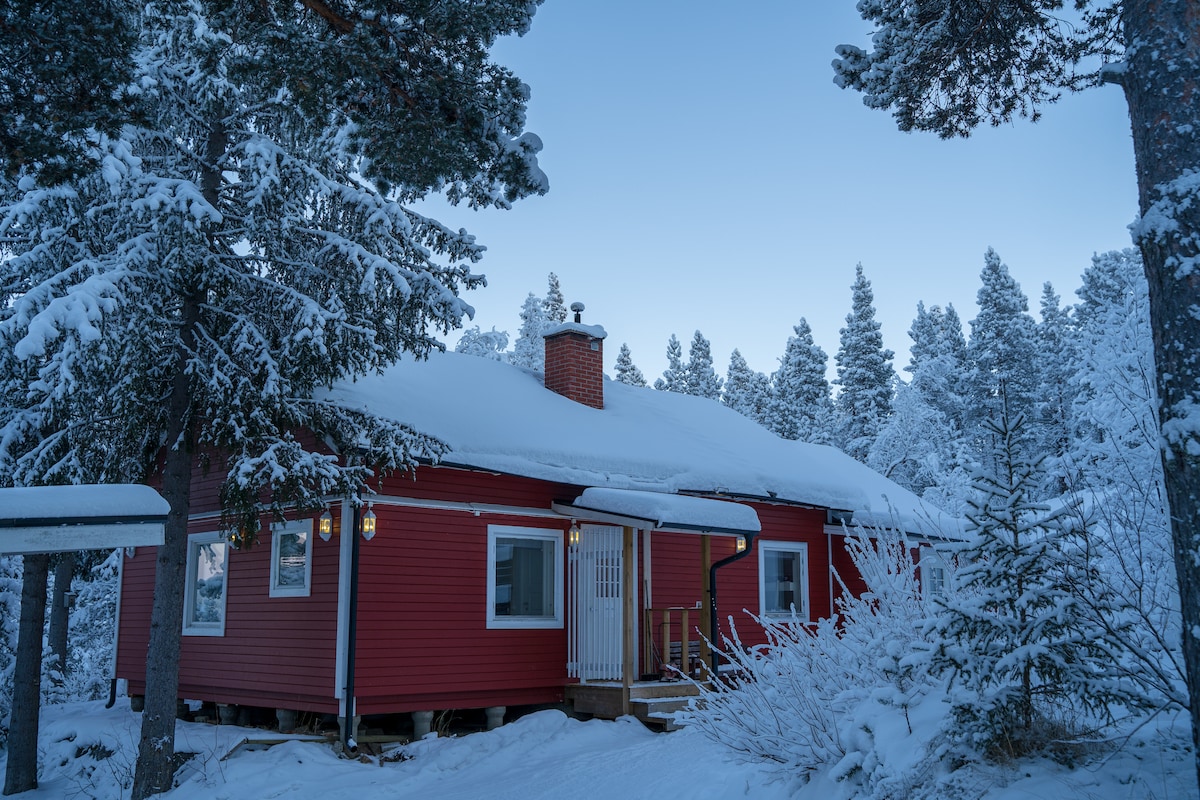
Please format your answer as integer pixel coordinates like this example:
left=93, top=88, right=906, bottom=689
left=361, top=505, right=377, bottom=540
left=736, top=536, right=747, bottom=553
left=318, top=508, right=334, bottom=541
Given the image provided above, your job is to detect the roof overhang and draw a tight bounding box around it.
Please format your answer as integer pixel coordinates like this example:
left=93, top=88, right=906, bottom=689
left=0, top=485, right=169, bottom=554
left=552, top=487, right=760, bottom=537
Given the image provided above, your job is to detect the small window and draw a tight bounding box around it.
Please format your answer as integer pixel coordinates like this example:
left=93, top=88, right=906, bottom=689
left=487, top=525, right=563, bottom=629
left=183, top=532, right=228, bottom=636
left=759, top=541, right=808, bottom=621
left=921, top=547, right=949, bottom=598
left=270, top=520, right=313, bottom=598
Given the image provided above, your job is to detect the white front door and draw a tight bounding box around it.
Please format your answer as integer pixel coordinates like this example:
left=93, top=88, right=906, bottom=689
left=568, top=525, right=624, bottom=682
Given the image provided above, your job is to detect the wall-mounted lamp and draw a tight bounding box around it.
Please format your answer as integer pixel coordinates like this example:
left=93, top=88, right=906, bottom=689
left=318, top=508, right=334, bottom=541
left=360, top=504, right=377, bottom=541
left=736, top=536, right=747, bottom=553
left=568, top=522, right=581, bottom=548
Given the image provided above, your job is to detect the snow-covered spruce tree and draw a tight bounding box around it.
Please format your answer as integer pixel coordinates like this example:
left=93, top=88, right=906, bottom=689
left=653, top=334, right=687, bottom=393
left=868, top=378, right=955, bottom=499
left=964, top=249, right=1040, bottom=452
left=510, top=292, right=548, bottom=371
left=722, top=349, right=771, bottom=426
left=907, top=301, right=969, bottom=435
left=0, top=2, right=546, bottom=795
left=614, top=343, right=647, bottom=387
left=1035, top=283, right=1077, bottom=484
left=455, top=326, right=510, bottom=361
left=768, top=319, right=834, bottom=444
left=542, top=271, right=567, bottom=326
left=684, top=330, right=722, bottom=400
left=835, top=5, right=1200, bottom=774
left=834, top=264, right=895, bottom=460
left=929, top=402, right=1143, bottom=761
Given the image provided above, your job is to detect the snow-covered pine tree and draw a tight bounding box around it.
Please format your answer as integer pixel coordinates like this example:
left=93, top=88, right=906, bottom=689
left=868, top=378, right=954, bottom=498
left=1035, top=282, right=1076, bottom=486
left=834, top=264, right=895, bottom=460
left=835, top=3, right=1200, bottom=774
left=929, top=400, right=1142, bottom=760
left=900, top=302, right=971, bottom=513
left=542, top=272, right=567, bottom=326
left=654, top=334, right=688, bottom=392
left=0, top=2, right=546, bottom=795
left=0, top=0, right=135, bottom=184
left=965, top=249, right=1040, bottom=451
left=723, top=349, right=771, bottom=425
left=684, top=330, right=722, bottom=400
left=614, top=343, right=647, bottom=387
left=769, top=319, right=834, bottom=443
left=510, top=293, right=549, bottom=371
left=455, top=326, right=510, bottom=360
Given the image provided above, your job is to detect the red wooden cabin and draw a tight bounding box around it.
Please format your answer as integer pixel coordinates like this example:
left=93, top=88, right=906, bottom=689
left=116, top=315, right=952, bottom=737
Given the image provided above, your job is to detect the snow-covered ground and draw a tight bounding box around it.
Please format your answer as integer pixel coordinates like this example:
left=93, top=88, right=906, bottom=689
left=3, top=700, right=1194, bottom=799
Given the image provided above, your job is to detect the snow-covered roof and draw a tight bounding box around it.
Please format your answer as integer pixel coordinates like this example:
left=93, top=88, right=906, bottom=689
left=322, top=352, right=957, bottom=535
left=0, top=484, right=169, bottom=553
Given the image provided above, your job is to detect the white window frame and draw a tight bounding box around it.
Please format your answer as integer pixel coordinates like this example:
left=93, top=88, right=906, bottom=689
left=183, top=531, right=229, bottom=636
left=758, top=540, right=809, bottom=621
left=486, top=525, right=564, bottom=630
left=920, top=546, right=950, bottom=599
left=269, top=519, right=313, bottom=598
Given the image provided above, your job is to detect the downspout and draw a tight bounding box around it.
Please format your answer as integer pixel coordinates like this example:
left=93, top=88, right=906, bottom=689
left=708, top=533, right=755, bottom=676
left=106, top=548, right=126, bottom=709
left=342, top=503, right=362, bottom=754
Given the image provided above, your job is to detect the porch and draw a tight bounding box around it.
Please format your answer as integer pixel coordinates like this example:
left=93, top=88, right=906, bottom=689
left=564, top=680, right=701, bottom=731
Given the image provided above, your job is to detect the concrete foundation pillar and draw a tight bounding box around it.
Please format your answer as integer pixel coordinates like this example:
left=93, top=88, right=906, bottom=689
left=276, top=708, right=298, bottom=732
left=485, top=706, right=506, bottom=731
left=129, top=695, right=145, bottom=712
left=218, top=703, right=238, bottom=724
left=412, top=710, right=434, bottom=739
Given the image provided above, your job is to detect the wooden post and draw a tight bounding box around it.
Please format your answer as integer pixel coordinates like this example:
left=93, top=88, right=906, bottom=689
left=622, top=526, right=635, bottom=716
left=699, top=535, right=712, bottom=669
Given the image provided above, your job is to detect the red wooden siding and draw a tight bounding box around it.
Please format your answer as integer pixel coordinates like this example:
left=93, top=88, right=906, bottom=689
left=352, top=503, right=570, bottom=714
left=118, top=451, right=872, bottom=717
left=120, top=512, right=341, bottom=714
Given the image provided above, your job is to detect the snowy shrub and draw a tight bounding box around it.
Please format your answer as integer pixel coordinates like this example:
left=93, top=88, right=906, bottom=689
left=687, top=522, right=943, bottom=791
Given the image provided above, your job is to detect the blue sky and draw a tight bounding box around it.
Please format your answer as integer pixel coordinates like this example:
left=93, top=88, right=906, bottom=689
left=422, top=2, right=1138, bottom=381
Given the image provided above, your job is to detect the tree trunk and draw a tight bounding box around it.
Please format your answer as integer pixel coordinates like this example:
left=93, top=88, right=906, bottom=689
left=131, top=110, right=226, bottom=800
left=1120, top=0, right=1200, bottom=786
left=4, top=554, right=50, bottom=796
left=47, top=553, right=76, bottom=680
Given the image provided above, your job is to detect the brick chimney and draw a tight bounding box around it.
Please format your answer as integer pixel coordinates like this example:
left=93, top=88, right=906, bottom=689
left=542, top=302, right=607, bottom=409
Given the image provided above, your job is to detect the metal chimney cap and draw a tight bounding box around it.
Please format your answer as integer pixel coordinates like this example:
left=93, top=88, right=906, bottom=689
left=570, top=301, right=585, bottom=323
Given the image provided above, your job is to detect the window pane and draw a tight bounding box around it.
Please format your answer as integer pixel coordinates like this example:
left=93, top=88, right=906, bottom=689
left=765, top=550, right=802, bottom=615
left=276, top=531, right=308, bottom=588
left=494, top=537, right=554, bottom=617
left=189, top=541, right=227, bottom=625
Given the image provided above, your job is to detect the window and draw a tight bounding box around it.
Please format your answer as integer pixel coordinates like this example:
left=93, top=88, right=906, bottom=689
left=487, top=525, right=563, bottom=629
left=759, top=541, right=808, bottom=621
left=183, top=532, right=228, bottom=636
left=921, top=547, right=949, bottom=598
left=270, top=520, right=313, bottom=598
